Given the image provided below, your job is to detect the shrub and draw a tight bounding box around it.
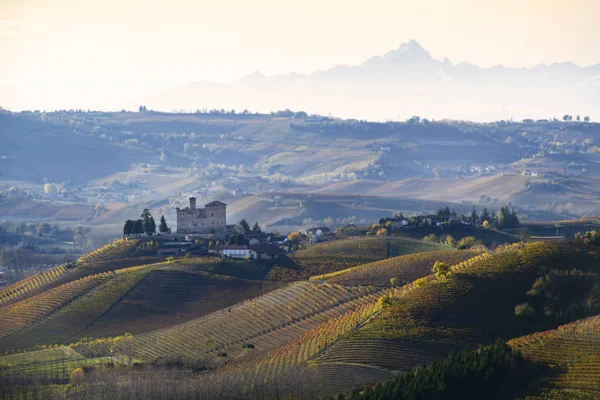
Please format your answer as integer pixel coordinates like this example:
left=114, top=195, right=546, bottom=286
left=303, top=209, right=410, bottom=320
left=378, top=296, right=393, bottom=308
left=70, top=367, right=86, bottom=384
left=166, top=256, right=175, bottom=263
left=376, top=228, right=388, bottom=236
left=423, top=234, right=437, bottom=242
left=514, top=303, right=535, bottom=317
left=444, top=235, right=456, bottom=247
left=242, top=342, right=255, bottom=349
left=457, top=236, right=479, bottom=250
left=217, top=352, right=228, bottom=358
left=575, top=230, right=600, bottom=246
left=432, top=261, right=451, bottom=278
left=390, top=277, right=398, bottom=287
left=414, top=277, right=428, bottom=288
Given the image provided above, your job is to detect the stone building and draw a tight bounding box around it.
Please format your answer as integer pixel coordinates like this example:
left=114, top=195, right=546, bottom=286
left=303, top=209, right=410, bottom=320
left=176, top=198, right=227, bottom=234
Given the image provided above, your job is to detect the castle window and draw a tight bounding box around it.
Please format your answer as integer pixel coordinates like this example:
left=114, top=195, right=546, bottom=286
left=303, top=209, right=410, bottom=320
left=211, top=213, right=214, bottom=217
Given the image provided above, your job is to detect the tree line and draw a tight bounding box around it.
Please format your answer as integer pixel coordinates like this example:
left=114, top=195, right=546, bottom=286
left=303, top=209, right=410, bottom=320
left=123, top=209, right=169, bottom=236
left=381, top=204, right=520, bottom=230
left=329, top=341, right=529, bottom=400
left=226, top=219, right=263, bottom=245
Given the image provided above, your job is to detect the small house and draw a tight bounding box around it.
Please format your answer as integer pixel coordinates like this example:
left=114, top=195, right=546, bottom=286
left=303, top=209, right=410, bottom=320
left=390, top=217, right=409, bottom=230
left=157, top=241, right=193, bottom=256
left=219, top=243, right=285, bottom=260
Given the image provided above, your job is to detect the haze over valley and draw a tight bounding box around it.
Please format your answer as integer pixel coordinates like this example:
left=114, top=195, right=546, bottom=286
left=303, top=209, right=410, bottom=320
left=2, top=1, right=600, bottom=399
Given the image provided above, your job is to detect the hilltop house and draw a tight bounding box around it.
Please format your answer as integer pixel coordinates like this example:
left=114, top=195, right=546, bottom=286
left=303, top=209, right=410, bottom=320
left=424, top=215, right=453, bottom=227
left=219, top=243, right=285, bottom=260
left=176, top=198, right=227, bottom=234
left=157, top=241, right=193, bottom=256
left=266, top=235, right=293, bottom=253
left=306, top=227, right=331, bottom=235
left=390, top=217, right=409, bottom=230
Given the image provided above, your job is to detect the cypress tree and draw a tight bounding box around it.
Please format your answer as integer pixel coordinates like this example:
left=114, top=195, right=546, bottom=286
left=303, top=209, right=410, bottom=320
left=123, top=220, right=134, bottom=236
left=159, top=215, right=169, bottom=233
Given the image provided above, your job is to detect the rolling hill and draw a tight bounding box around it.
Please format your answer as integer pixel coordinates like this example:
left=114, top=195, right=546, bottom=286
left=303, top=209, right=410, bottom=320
left=1, top=239, right=600, bottom=399
left=509, top=314, right=600, bottom=398
left=268, top=236, right=448, bottom=280
left=310, top=249, right=478, bottom=287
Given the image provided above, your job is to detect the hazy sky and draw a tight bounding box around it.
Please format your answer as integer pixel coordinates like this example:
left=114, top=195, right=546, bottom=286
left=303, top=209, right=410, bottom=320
left=1, top=0, right=599, bottom=110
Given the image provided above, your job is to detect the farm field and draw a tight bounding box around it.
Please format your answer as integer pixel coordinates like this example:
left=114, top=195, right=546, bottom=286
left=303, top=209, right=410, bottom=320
left=269, top=236, right=446, bottom=280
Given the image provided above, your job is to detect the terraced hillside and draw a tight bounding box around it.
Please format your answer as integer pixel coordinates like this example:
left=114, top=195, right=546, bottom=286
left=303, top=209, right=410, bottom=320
left=509, top=314, right=600, bottom=399
left=0, top=271, right=116, bottom=340
left=0, top=265, right=67, bottom=306
left=0, top=240, right=163, bottom=310
left=3, top=238, right=599, bottom=399
left=72, top=281, right=382, bottom=363
left=311, top=249, right=478, bottom=286
left=77, top=239, right=141, bottom=264
left=0, top=266, right=151, bottom=350
left=0, top=261, right=278, bottom=351
left=269, top=236, right=446, bottom=280
left=78, top=269, right=275, bottom=338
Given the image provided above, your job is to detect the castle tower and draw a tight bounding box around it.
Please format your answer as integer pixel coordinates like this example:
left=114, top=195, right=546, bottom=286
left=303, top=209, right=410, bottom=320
left=204, top=201, right=227, bottom=232
left=176, top=199, right=226, bottom=234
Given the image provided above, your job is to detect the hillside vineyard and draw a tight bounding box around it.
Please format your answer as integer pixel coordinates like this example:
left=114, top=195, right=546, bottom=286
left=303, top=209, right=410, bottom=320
left=2, top=235, right=600, bottom=399
left=1, top=9, right=600, bottom=397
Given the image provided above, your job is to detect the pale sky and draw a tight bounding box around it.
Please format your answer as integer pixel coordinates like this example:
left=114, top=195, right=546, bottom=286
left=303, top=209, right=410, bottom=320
left=1, top=0, right=599, bottom=110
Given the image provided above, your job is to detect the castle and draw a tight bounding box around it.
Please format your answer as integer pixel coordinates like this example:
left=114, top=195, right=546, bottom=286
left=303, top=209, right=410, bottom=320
left=176, top=198, right=227, bottom=234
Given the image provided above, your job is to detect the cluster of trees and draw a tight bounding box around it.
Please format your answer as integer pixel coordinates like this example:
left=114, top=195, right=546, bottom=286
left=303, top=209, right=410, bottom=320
left=123, top=210, right=169, bottom=236
left=226, top=219, right=264, bottom=245
left=380, top=205, right=519, bottom=230
left=227, top=233, right=248, bottom=246
left=0, top=221, right=91, bottom=248
left=236, top=219, right=263, bottom=235
left=575, top=230, right=600, bottom=246
left=516, top=268, right=600, bottom=323
left=467, top=205, right=520, bottom=229
left=562, top=115, right=590, bottom=122
left=270, top=109, right=308, bottom=118
left=424, top=234, right=480, bottom=250
left=329, top=341, right=528, bottom=400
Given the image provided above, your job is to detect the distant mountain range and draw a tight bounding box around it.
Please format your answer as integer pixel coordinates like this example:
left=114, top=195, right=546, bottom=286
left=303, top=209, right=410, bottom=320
left=1, top=40, right=597, bottom=121
left=143, top=40, right=599, bottom=121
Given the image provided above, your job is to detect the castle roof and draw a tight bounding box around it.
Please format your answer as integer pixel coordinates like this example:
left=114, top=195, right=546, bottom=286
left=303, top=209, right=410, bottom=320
left=205, top=201, right=227, bottom=207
